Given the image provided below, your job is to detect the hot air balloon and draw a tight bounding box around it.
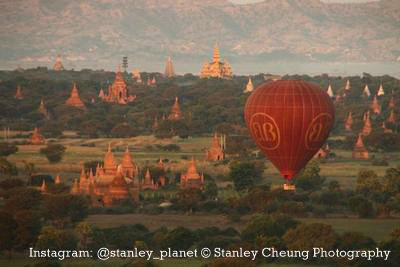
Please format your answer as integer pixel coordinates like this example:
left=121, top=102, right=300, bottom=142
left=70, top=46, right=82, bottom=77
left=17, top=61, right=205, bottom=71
left=244, top=80, right=335, bottom=190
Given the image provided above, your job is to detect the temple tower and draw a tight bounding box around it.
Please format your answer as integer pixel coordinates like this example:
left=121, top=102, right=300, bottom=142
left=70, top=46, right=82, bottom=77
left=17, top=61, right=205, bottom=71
left=363, top=85, right=371, bottom=97
left=345, top=79, right=351, bottom=91
left=377, top=83, right=384, bottom=96
left=165, top=56, right=175, bottom=78
left=53, top=55, right=64, bottom=71
left=15, top=85, right=23, bottom=100
left=345, top=112, right=353, bottom=131
left=180, top=157, right=204, bottom=190
left=104, top=143, right=117, bottom=175
left=205, top=133, right=225, bottom=161
left=387, top=110, right=396, bottom=124
left=122, top=146, right=137, bottom=179
left=362, top=114, right=372, bottom=136
left=326, top=84, right=334, bottom=98
left=30, top=128, right=45, bottom=145
left=370, top=95, right=381, bottom=114
left=66, top=83, right=85, bottom=108
left=168, top=97, right=182, bottom=120
left=353, top=134, right=369, bottom=159
left=244, top=77, right=254, bottom=93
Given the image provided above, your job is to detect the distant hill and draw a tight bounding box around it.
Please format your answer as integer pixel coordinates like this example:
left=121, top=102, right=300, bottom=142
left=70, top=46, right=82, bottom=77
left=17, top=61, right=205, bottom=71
left=0, top=0, right=399, bottom=70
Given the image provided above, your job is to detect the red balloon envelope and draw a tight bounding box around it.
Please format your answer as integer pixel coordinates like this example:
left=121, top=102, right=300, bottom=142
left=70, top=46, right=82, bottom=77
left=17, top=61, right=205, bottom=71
left=244, top=80, right=335, bottom=184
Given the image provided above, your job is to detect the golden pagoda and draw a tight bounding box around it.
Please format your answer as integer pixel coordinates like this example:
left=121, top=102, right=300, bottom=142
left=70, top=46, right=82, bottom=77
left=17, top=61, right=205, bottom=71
left=121, top=146, right=138, bottom=178
left=66, top=83, right=86, bottom=108
left=363, top=85, right=371, bottom=97
left=200, top=43, right=232, bottom=79
left=102, top=67, right=136, bottom=104
left=377, top=83, right=384, bottom=96
left=345, top=79, right=351, bottom=91
left=345, top=112, right=353, bottom=131
left=141, top=169, right=154, bottom=190
left=165, top=56, right=175, bottom=78
left=104, top=143, right=117, bottom=175
left=353, top=134, right=368, bottom=160
left=205, top=133, right=225, bottom=161
left=39, top=180, right=48, bottom=193
left=30, top=128, right=45, bottom=145
left=362, top=114, right=372, bottom=136
left=168, top=97, right=182, bottom=120
left=180, top=157, right=204, bottom=190
left=370, top=95, right=381, bottom=114
left=244, top=77, right=254, bottom=93
left=14, top=85, right=23, bottom=100
left=53, top=55, right=64, bottom=71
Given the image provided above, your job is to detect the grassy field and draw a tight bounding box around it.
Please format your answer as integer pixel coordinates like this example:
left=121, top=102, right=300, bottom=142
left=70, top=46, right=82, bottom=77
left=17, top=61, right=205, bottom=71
left=85, top=213, right=399, bottom=242
left=7, top=134, right=400, bottom=189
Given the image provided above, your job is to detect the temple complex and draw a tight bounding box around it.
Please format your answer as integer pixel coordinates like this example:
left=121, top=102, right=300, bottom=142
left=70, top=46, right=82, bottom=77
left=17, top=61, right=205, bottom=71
left=168, top=97, right=182, bottom=120
left=326, top=84, right=334, bottom=98
left=71, top=144, right=140, bottom=206
left=100, top=67, right=136, bottom=104
left=180, top=157, right=204, bottom=190
left=53, top=55, right=64, bottom=71
left=370, top=95, right=381, bottom=114
left=377, top=83, right=385, bottom=96
left=244, top=77, right=254, bottom=93
left=200, top=44, right=232, bottom=79
left=353, top=134, right=369, bottom=160
left=362, top=113, right=372, bottom=136
left=38, top=99, right=50, bottom=119
left=30, top=128, right=45, bottom=145
left=15, top=85, right=23, bottom=100
left=205, top=133, right=225, bottom=161
left=363, top=85, right=371, bottom=97
left=65, top=83, right=85, bottom=109
left=165, top=56, right=175, bottom=78
left=345, top=112, right=353, bottom=131
left=387, top=110, right=396, bottom=124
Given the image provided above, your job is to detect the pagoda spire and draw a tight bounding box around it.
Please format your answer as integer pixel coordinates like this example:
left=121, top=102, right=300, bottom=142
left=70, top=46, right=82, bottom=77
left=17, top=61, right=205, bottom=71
left=70, top=179, right=80, bottom=195
left=326, top=84, right=334, bottom=98
left=55, top=175, right=62, bottom=185
left=40, top=180, right=47, bottom=193
left=370, top=95, right=381, bottom=114
left=15, top=85, right=23, bottom=100
left=363, top=84, right=371, bottom=97
left=377, top=83, right=384, bottom=96
left=213, top=43, right=220, bottom=63
left=345, top=79, right=351, bottom=90
left=345, top=112, right=353, bottom=131
left=168, top=96, right=182, bottom=120
left=362, top=114, right=372, bottom=136
left=244, top=77, right=254, bottom=93
left=387, top=110, right=396, bottom=124
left=66, top=83, right=85, bottom=108
left=104, top=143, right=117, bottom=174
left=165, top=56, right=175, bottom=78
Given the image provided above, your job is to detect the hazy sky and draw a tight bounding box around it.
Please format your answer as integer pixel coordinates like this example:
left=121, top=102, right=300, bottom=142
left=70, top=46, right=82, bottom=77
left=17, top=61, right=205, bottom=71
left=230, top=0, right=379, bottom=4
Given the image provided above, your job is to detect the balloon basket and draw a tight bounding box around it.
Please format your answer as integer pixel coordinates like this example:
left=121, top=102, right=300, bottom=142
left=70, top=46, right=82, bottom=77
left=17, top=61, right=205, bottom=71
left=283, top=183, right=296, bottom=191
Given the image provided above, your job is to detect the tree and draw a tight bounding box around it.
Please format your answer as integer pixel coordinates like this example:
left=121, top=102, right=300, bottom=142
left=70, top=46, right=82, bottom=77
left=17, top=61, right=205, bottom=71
left=283, top=223, right=337, bottom=254
left=348, top=195, right=375, bottom=218
left=356, top=169, right=383, bottom=196
left=337, top=232, right=376, bottom=251
left=177, top=188, right=203, bottom=213
left=4, top=187, right=42, bottom=213
left=76, top=222, right=94, bottom=250
left=0, top=157, right=18, bottom=176
left=14, top=210, right=42, bottom=250
left=0, top=211, right=17, bottom=253
left=0, top=142, right=18, bottom=157
left=161, top=227, right=196, bottom=250
left=110, top=123, right=137, bottom=138
left=204, top=179, right=218, bottom=200
left=35, top=226, right=77, bottom=251
left=229, top=161, right=264, bottom=191
left=383, top=166, right=400, bottom=195
left=40, top=144, right=66, bottom=163
left=295, top=160, right=325, bottom=191
left=0, top=178, right=24, bottom=190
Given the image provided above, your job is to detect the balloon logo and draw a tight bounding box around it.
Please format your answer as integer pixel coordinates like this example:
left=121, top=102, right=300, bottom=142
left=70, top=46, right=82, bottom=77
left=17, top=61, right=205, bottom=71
left=249, top=113, right=280, bottom=150
left=244, top=80, right=335, bottom=187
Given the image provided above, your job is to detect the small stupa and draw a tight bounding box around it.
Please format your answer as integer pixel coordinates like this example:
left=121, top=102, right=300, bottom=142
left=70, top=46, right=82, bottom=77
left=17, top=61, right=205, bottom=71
left=30, top=128, right=45, bottom=145
left=53, top=55, right=64, bottom=71
left=168, top=97, right=182, bottom=120
left=165, top=56, right=175, bottom=78
left=362, top=114, right=372, bottom=136
left=363, top=85, right=371, bottom=97
left=326, top=84, right=334, bottom=98
left=377, top=83, right=384, bottom=96
left=345, top=79, right=351, bottom=91
left=370, top=95, right=381, bottom=114
left=65, top=83, right=86, bottom=108
left=345, top=112, right=353, bottom=131
left=352, top=134, right=368, bottom=160
left=15, top=85, right=24, bottom=100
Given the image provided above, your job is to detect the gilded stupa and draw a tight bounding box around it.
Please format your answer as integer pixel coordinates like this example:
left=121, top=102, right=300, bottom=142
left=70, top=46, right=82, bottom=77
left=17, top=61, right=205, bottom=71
left=165, top=56, right=175, bottom=78
left=200, top=43, right=232, bottom=79
left=180, top=157, right=204, bottom=190
left=353, top=134, right=368, bottom=160
left=65, top=83, right=85, bottom=109
left=244, top=77, right=254, bottom=93
left=168, top=97, right=182, bottom=120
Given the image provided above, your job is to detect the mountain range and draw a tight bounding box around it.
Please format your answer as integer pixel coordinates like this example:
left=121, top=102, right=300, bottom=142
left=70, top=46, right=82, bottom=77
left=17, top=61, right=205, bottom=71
left=0, top=0, right=399, bottom=73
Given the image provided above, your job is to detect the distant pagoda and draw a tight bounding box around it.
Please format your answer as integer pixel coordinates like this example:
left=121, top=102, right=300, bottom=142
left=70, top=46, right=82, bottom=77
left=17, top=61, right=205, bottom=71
left=244, top=77, right=254, bottom=93
left=389, top=96, right=395, bottom=109
left=168, top=97, right=182, bottom=120
left=165, top=56, right=175, bottom=78
left=345, top=111, right=353, bottom=131
left=377, top=83, right=384, bottom=96
left=362, top=113, right=372, bottom=136
left=326, top=84, right=334, bottom=98
left=363, top=85, right=371, bottom=97
left=353, top=134, right=368, bottom=160
left=65, top=83, right=85, bottom=109
left=205, top=133, right=225, bottom=161
left=387, top=110, right=396, bottom=124
left=38, top=99, right=50, bottom=119
left=55, top=175, right=62, bottom=185
left=14, top=85, right=23, bottom=100
left=345, top=79, right=351, bottom=91
left=370, top=95, right=381, bottom=114
left=30, top=127, right=45, bottom=145
left=53, top=55, right=64, bottom=71
left=180, top=157, right=204, bottom=190
left=141, top=168, right=156, bottom=191
left=200, top=43, right=232, bottom=79
left=101, top=67, right=136, bottom=104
